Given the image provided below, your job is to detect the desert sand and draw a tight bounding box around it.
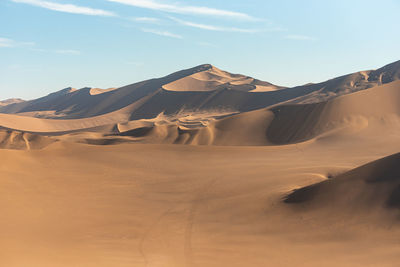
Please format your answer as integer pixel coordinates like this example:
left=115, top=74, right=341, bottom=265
left=1, top=60, right=400, bottom=266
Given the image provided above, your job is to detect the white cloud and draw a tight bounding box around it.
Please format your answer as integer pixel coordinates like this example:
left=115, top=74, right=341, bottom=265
left=55, top=49, right=81, bottom=55
left=11, top=0, right=116, bottom=16
left=169, top=17, right=262, bottom=33
left=0, top=37, right=35, bottom=47
left=131, top=17, right=161, bottom=23
left=141, top=28, right=182, bottom=39
left=285, top=34, right=316, bottom=41
left=0, top=38, right=15, bottom=47
left=108, top=0, right=256, bottom=20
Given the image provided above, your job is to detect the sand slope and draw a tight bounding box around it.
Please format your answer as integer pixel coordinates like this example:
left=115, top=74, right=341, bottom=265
left=2, top=61, right=398, bottom=121
left=285, top=152, right=400, bottom=216
left=0, top=79, right=398, bottom=147
left=1, top=139, right=400, bottom=266
left=267, top=80, right=400, bottom=144
left=0, top=98, right=25, bottom=106
left=0, top=129, right=55, bottom=150
left=1, top=60, right=400, bottom=266
left=109, top=79, right=400, bottom=146
left=162, top=64, right=284, bottom=92
left=289, top=59, right=400, bottom=104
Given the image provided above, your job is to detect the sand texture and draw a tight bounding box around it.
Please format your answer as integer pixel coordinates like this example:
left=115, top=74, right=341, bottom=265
left=1, top=60, right=400, bottom=266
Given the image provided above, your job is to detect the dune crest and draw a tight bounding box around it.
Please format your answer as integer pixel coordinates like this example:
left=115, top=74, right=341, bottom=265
left=1, top=60, right=400, bottom=267
left=162, top=64, right=283, bottom=92
left=1, top=60, right=398, bottom=124
left=285, top=152, right=400, bottom=220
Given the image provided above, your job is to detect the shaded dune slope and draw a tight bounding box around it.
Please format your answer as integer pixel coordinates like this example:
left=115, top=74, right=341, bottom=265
left=0, top=61, right=398, bottom=147
left=114, top=108, right=274, bottom=146
left=0, top=65, right=217, bottom=118
left=284, top=152, right=400, bottom=216
left=0, top=98, right=25, bottom=106
left=0, top=80, right=397, bottom=147
left=1, top=61, right=398, bottom=122
left=267, top=80, right=400, bottom=144
left=117, top=79, right=400, bottom=146
left=1, top=64, right=286, bottom=119
left=289, top=60, right=400, bottom=104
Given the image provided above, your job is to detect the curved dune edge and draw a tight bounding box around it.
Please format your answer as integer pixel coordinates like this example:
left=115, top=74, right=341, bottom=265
left=0, top=129, right=56, bottom=150
left=0, top=112, right=128, bottom=133
left=0, top=99, right=143, bottom=133
left=284, top=152, right=400, bottom=219
left=89, top=88, right=118, bottom=95
left=114, top=108, right=274, bottom=146
left=266, top=80, right=400, bottom=144
left=162, top=65, right=281, bottom=92
left=0, top=80, right=399, bottom=147
left=116, top=80, right=400, bottom=146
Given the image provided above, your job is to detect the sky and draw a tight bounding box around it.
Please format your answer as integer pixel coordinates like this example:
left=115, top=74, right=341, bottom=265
left=1, top=0, right=399, bottom=100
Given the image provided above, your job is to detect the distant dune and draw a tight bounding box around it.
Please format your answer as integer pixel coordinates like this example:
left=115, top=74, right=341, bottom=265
left=1, top=60, right=400, bottom=266
left=162, top=64, right=284, bottom=92
left=0, top=60, right=398, bottom=148
left=2, top=60, right=398, bottom=122
left=1, top=73, right=398, bottom=147
left=0, top=98, right=25, bottom=106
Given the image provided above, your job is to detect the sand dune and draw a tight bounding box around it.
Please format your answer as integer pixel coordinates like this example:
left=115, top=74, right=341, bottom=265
left=89, top=87, right=118, bottom=95
left=106, top=79, right=400, bottom=146
left=0, top=79, right=398, bottom=147
left=289, top=60, right=400, bottom=104
left=267, top=80, right=400, bottom=144
left=2, top=138, right=400, bottom=266
left=0, top=98, right=25, bottom=106
left=0, top=129, right=55, bottom=150
left=0, top=103, right=132, bottom=133
left=285, top=152, right=400, bottom=220
left=2, top=61, right=398, bottom=121
left=162, top=64, right=283, bottom=92
left=1, top=60, right=400, bottom=266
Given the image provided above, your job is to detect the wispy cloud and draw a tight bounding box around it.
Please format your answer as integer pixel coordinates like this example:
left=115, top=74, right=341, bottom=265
left=55, top=49, right=81, bottom=55
left=285, top=34, right=316, bottom=41
left=131, top=17, right=161, bottom=24
left=107, top=0, right=256, bottom=20
left=169, top=17, right=263, bottom=33
left=0, top=37, right=35, bottom=48
left=11, top=0, right=116, bottom=16
left=0, top=38, right=16, bottom=47
left=141, top=28, right=182, bottom=39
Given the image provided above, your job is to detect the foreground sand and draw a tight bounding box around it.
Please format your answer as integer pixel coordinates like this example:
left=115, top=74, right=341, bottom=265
left=2, top=134, right=400, bottom=267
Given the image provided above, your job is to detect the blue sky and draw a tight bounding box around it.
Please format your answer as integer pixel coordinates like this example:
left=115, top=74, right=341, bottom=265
left=1, top=0, right=399, bottom=100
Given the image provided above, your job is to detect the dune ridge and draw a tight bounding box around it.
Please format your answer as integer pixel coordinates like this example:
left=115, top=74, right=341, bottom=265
left=1, top=60, right=400, bottom=267
left=162, top=64, right=284, bottom=92
left=0, top=79, right=399, bottom=147
left=285, top=152, right=400, bottom=220
left=2, top=60, right=398, bottom=122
